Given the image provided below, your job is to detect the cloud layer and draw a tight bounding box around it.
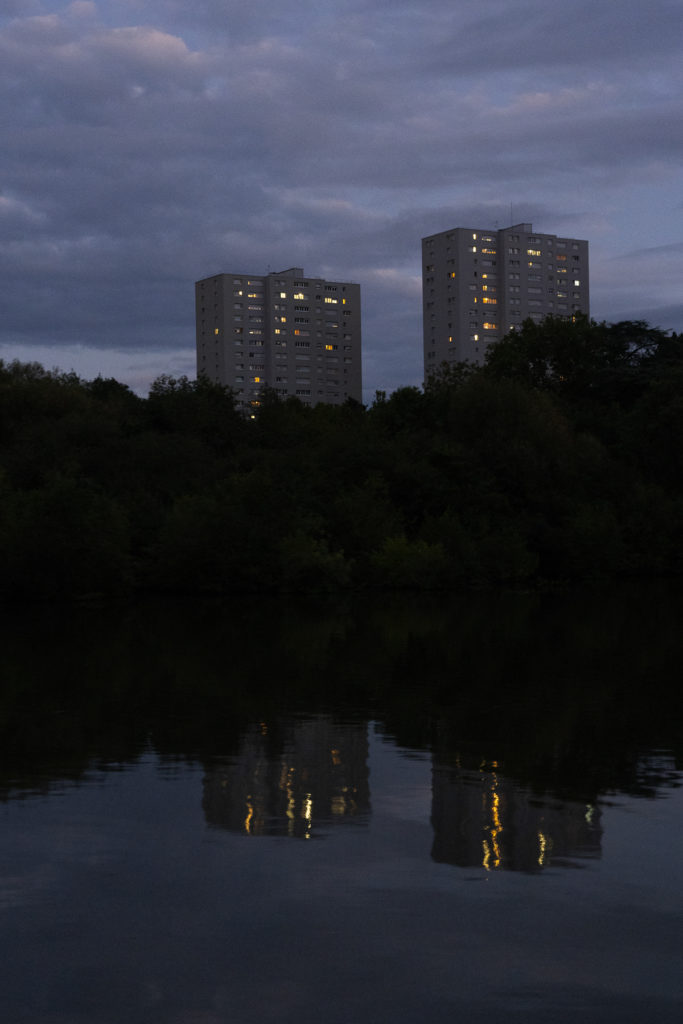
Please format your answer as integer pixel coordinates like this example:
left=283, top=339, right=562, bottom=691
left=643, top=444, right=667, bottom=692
left=2, top=0, right=682, bottom=396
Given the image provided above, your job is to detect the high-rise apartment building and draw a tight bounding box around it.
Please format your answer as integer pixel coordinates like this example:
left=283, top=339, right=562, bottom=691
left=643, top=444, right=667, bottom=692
left=422, top=223, right=589, bottom=375
left=195, top=267, right=362, bottom=410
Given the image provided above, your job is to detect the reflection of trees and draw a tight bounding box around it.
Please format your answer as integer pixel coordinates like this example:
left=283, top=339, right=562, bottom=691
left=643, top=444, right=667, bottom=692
left=430, top=762, right=602, bottom=872
left=0, top=585, right=682, bottom=807
left=203, top=717, right=369, bottom=838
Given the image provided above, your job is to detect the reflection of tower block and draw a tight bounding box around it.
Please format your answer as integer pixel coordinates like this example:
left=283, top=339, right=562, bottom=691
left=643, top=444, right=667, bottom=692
left=202, top=716, right=370, bottom=837
left=430, top=765, right=602, bottom=872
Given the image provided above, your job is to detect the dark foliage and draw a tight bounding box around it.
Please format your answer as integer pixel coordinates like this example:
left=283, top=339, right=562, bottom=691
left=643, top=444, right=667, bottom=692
left=0, top=315, right=682, bottom=599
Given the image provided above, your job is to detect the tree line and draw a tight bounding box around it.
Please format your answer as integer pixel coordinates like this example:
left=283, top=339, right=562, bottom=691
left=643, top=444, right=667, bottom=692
left=1, top=315, right=682, bottom=599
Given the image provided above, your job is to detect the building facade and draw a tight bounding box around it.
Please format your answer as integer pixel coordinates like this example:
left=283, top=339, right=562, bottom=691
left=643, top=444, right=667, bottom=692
left=195, top=267, right=362, bottom=410
left=422, top=223, right=589, bottom=376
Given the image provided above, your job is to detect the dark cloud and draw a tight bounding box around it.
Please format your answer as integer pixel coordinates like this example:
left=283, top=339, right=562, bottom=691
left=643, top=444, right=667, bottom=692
left=1, top=1, right=682, bottom=398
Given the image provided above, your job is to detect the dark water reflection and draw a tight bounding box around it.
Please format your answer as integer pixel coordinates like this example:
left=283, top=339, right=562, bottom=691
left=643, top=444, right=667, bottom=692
left=1, top=585, right=682, bottom=1022
left=2, top=582, right=682, bottom=803
left=203, top=716, right=371, bottom=838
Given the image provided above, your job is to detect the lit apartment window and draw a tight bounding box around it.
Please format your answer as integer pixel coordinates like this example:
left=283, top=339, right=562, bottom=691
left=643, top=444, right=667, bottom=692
left=482, top=297, right=497, bottom=304
left=483, top=322, right=497, bottom=330
left=527, top=249, right=541, bottom=256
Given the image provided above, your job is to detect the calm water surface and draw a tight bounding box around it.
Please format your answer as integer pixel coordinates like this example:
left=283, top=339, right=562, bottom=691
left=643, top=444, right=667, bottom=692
left=0, top=588, right=682, bottom=1023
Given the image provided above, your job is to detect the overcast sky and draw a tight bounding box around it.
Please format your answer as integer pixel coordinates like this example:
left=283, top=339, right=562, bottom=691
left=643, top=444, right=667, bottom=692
left=2, top=0, right=682, bottom=399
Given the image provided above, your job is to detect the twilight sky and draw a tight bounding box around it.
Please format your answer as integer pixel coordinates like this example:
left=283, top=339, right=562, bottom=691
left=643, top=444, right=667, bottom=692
left=2, top=0, right=682, bottom=400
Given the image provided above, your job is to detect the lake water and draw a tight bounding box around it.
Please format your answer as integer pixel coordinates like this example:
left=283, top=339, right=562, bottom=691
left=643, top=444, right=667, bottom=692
left=1, top=586, right=682, bottom=1023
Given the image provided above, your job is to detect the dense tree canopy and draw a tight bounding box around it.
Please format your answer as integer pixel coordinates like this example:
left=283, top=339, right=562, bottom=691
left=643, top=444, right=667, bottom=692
left=0, top=315, right=682, bottom=599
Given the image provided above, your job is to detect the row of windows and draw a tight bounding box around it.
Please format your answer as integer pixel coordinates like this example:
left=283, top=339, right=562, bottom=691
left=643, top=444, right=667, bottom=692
left=424, top=235, right=582, bottom=250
